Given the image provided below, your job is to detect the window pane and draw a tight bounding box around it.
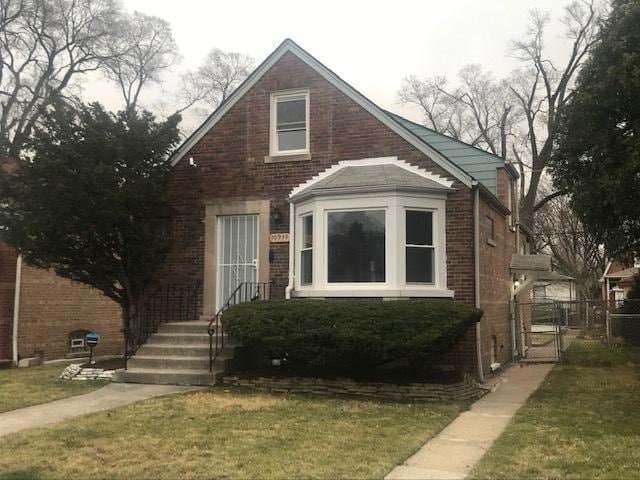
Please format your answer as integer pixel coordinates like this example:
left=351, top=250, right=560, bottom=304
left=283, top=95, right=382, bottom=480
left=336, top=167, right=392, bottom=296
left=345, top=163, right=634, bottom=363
left=278, top=129, right=306, bottom=151
left=303, top=215, right=313, bottom=248
left=328, top=210, right=385, bottom=283
left=406, top=247, right=434, bottom=283
left=301, top=250, right=312, bottom=285
left=277, top=99, right=305, bottom=126
left=406, top=210, right=433, bottom=246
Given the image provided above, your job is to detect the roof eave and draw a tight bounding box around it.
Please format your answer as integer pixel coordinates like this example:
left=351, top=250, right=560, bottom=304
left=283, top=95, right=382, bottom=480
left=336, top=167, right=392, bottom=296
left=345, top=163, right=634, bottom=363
left=289, top=184, right=454, bottom=203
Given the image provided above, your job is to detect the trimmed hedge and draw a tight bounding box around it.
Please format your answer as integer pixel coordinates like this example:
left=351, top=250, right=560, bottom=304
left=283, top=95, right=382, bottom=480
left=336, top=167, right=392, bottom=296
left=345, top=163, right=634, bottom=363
left=224, top=299, right=483, bottom=372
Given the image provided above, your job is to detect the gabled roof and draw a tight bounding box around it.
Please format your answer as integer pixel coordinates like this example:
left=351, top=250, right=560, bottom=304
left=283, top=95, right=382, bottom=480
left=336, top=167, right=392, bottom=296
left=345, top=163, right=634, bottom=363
left=603, top=266, right=639, bottom=280
left=170, top=39, right=472, bottom=187
left=289, top=157, right=453, bottom=201
left=170, top=39, right=515, bottom=196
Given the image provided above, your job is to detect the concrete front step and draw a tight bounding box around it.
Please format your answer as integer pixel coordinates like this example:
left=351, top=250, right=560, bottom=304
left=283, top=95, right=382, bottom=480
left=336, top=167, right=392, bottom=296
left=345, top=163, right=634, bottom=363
left=137, top=344, right=211, bottom=357
left=146, top=333, right=210, bottom=346
left=113, top=368, right=215, bottom=386
left=127, top=354, right=233, bottom=371
left=158, top=321, right=210, bottom=334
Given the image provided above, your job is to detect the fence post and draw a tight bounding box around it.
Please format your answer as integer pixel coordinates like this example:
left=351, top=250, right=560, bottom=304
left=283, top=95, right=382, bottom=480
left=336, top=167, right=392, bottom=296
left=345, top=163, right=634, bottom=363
left=606, top=310, right=611, bottom=346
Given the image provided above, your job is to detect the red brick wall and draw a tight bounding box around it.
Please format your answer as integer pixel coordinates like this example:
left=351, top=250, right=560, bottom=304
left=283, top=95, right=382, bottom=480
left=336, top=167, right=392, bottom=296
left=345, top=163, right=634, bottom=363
left=478, top=197, right=516, bottom=372
left=0, top=243, right=17, bottom=361
left=16, top=265, right=123, bottom=360
left=163, top=52, right=487, bottom=374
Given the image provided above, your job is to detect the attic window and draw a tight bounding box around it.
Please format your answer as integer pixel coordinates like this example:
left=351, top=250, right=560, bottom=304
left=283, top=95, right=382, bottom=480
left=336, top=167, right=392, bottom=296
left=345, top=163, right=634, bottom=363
left=270, top=89, right=309, bottom=156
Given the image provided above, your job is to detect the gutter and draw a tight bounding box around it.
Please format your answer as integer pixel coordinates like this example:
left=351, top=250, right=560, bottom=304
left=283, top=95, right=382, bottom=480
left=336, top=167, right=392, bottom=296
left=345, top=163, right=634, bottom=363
left=12, top=255, right=22, bottom=365
left=285, top=202, right=295, bottom=299
left=473, top=185, right=485, bottom=382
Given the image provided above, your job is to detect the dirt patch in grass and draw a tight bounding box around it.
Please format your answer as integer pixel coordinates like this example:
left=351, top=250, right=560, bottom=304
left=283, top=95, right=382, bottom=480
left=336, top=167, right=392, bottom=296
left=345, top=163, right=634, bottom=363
left=0, top=364, right=107, bottom=413
left=470, top=341, right=640, bottom=480
left=183, top=390, right=285, bottom=414
left=0, top=388, right=465, bottom=479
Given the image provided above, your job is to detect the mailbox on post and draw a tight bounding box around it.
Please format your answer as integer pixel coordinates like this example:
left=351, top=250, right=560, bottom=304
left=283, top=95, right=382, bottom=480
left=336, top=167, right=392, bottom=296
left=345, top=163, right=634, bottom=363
left=85, top=332, right=100, bottom=365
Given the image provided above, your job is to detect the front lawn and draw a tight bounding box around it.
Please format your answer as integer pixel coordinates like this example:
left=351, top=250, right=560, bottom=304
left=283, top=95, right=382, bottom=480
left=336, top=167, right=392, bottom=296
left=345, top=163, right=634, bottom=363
left=471, top=341, right=640, bottom=479
left=0, top=364, right=106, bottom=413
left=0, top=388, right=464, bottom=479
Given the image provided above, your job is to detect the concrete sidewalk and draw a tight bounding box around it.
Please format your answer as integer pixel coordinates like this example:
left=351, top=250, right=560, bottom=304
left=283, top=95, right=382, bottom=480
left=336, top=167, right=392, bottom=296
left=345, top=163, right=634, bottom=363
left=386, top=364, right=554, bottom=480
left=0, top=383, right=202, bottom=437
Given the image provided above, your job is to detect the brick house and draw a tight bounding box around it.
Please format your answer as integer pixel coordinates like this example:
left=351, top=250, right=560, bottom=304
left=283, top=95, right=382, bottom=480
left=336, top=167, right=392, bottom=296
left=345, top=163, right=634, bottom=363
left=0, top=159, right=122, bottom=366
left=115, top=39, right=539, bottom=385
left=0, top=245, right=123, bottom=365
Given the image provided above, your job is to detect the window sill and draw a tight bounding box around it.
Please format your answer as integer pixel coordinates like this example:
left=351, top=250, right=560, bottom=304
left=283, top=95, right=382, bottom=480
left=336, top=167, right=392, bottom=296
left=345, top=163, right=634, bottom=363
left=487, top=238, right=497, bottom=247
left=264, top=153, right=311, bottom=163
left=292, top=288, right=455, bottom=298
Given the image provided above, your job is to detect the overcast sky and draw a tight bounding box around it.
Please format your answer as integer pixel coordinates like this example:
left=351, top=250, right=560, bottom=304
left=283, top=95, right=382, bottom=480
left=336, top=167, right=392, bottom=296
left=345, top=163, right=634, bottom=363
left=83, top=0, right=574, bottom=132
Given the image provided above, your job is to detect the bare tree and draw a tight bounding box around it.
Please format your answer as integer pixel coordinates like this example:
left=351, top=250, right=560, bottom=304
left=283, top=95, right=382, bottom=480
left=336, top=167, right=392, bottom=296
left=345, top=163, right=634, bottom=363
left=534, top=188, right=605, bottom=300
left=399, top=65, right=517, bottom=159
left=103, top=11, right=179, bottom=112
left=179, top=48, right=254, bottom=116
left=398, top=0, right=601, bottom=229
left=0, top=0, right=121, bottom=158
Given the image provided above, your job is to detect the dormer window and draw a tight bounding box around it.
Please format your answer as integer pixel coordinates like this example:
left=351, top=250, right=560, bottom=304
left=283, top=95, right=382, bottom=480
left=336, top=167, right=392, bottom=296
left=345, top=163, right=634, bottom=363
left=270, top=89, right=309, bottom=156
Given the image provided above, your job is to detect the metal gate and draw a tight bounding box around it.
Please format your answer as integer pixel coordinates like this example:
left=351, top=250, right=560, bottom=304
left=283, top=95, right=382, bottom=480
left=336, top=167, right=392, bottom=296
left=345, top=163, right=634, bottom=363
left=216, top=214, right=259, bottom=310
left=516, top=301, right=563, bottom=362
left=515, top=300, right=614, bottom=362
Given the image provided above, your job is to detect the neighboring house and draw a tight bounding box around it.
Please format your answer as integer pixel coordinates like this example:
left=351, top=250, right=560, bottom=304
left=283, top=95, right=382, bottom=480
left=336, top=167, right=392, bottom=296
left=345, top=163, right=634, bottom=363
left=118, top=39, right=540, bottom=385
left=601, top=259, right=639, bottom=301
left=0, top=158, right=122, bottom=366
left=533, top=272, right=576, bottom=303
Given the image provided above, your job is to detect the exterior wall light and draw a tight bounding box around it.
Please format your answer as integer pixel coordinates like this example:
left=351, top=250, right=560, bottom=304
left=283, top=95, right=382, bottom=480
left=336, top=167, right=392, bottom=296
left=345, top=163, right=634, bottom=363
left=270, top=206, right=283, bottom=225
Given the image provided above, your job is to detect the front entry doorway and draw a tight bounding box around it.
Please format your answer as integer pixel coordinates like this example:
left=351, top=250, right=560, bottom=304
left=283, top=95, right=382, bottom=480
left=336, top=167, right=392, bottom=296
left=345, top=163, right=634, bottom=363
left=216, top=214, right=259, bottom=310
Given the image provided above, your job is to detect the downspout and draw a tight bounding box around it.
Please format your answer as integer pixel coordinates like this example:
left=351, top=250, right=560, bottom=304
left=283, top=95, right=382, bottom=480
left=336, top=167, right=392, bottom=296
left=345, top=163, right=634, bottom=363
left=285, top=202, right=295, bottom=299
left=511, top=180, right=521, bottom=359
left=12, top=255, right=22, bottom=366
left=473, top=186, right=485, bottom=382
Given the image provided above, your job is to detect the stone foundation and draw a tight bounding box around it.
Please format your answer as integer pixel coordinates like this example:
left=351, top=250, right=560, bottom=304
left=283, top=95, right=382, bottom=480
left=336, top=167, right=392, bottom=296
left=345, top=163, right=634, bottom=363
left=222, top=374, right=483, bottom=402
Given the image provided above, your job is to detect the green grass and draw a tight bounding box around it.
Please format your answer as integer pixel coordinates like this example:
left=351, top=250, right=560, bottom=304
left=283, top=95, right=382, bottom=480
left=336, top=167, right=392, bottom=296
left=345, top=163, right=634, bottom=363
left=471, top=340, right=640, bottom=479
left=0, top=364, right=106, bottom=413
left=0, top=388, right=464, bottom=479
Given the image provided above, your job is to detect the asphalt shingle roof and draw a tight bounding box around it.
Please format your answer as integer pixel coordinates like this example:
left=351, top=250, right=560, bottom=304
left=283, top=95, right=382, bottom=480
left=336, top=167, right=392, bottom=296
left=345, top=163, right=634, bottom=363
left=295, top=164, right=451, bottom=199
left=510, top=254, right=552, bottom=273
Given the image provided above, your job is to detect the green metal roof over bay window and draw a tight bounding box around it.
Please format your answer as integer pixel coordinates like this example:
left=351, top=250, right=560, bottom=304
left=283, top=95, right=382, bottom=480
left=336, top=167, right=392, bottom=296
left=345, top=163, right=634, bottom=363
left=386, top=111, right=513, bottom=195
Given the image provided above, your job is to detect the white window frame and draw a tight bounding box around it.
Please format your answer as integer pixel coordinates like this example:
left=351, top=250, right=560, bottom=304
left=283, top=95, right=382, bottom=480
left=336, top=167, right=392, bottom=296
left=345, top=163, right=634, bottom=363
left=300, top=213, right=313, bottom=285
left=404, top=208, right=436, bottom=285
left=325, top=206, right=388, bottom=286
left=270, top=88, right=310, bottom=157
left=293, top=191, right=452, bottom=298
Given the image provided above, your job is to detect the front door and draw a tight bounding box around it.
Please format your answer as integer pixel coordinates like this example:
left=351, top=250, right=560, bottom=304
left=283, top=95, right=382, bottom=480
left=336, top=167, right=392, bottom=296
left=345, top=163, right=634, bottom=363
left=216, top=214, right=259, bottom=310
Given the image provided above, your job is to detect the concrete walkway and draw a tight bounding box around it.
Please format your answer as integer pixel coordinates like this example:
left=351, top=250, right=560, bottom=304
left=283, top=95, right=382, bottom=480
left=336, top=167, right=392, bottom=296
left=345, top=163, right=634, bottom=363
left=386, top=363, right=554, bottom=480
left=0, top=383, right=202, bottom=438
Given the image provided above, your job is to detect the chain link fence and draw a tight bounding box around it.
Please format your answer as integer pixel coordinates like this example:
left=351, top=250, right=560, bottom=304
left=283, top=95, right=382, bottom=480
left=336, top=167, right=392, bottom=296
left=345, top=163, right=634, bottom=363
left=516, top=299, right=640, bottom=362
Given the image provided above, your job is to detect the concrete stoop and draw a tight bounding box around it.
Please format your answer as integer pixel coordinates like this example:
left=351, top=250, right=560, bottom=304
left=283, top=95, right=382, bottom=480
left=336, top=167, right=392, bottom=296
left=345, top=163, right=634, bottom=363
left=112, top=321, right=237, bottom=387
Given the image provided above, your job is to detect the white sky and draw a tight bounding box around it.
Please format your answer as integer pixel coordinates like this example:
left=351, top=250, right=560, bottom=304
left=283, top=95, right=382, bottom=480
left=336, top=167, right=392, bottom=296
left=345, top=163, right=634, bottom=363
left=82, top=0, right=573, bottom=132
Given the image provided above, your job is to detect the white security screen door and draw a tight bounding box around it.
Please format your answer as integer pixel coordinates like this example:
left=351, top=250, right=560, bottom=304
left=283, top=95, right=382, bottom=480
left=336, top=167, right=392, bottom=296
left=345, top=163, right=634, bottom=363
left=217, top=214, right=259, bottom=309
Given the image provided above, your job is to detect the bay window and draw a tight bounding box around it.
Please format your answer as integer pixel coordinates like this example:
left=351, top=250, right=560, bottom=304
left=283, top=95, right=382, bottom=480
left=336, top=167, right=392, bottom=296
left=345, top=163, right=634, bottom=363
left=293, top=192, right=451, bottom=297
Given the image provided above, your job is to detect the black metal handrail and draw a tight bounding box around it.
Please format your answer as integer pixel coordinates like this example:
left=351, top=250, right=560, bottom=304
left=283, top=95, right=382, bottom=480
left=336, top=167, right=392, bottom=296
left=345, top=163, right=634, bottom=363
left=208, top=282, right=274, bottom=372
left=124, top=281, right=202, bottom=369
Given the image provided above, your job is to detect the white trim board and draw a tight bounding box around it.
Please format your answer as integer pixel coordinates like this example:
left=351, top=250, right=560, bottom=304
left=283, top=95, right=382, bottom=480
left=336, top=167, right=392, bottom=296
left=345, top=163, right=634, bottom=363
left=169, top=39, right=473, bottom=188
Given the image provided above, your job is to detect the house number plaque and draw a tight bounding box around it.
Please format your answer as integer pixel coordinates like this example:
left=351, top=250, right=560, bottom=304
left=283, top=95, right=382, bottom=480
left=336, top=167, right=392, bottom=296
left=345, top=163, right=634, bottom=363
left=270, top=233, right=290, bottom=243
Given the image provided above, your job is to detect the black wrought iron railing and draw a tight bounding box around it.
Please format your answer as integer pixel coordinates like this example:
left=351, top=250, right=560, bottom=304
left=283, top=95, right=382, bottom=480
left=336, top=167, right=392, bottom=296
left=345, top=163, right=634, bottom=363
left=124, top=281, right=202, bottom=369
left=208, top=282, right=275, bottom=372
